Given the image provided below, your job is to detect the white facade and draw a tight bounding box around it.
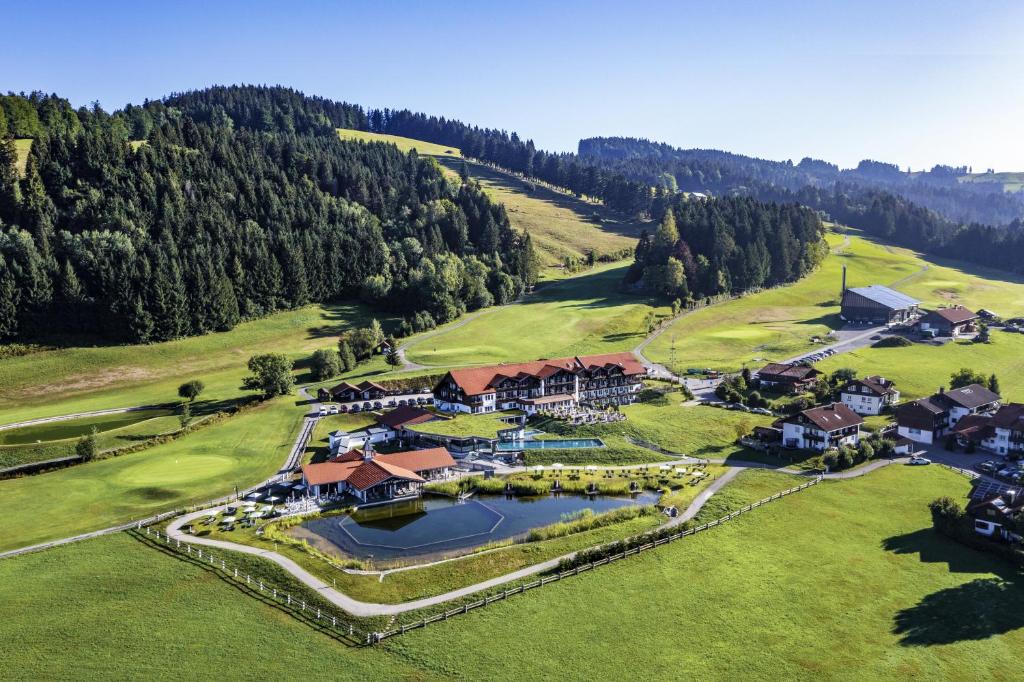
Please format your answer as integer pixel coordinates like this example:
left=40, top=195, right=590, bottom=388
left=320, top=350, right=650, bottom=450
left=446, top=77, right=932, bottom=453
left=328, top=426, right=395, bottom=455
left=841, top=391, right=886, bottom=416
left=897, top=425, right=935, bottom=445
left=782, top=422, right=860, bottom=452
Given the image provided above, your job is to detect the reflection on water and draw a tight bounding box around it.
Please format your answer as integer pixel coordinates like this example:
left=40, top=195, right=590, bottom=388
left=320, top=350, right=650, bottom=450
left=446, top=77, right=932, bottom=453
left=293, top=492, right=658, bottom=564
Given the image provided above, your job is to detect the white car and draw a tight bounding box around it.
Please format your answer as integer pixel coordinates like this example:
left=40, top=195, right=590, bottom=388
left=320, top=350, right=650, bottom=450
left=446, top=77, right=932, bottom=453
left=908, top=456, right=931, bottom=466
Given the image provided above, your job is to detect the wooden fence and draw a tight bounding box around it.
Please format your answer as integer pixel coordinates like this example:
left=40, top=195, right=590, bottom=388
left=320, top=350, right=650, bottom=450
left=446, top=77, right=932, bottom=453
left=373, top=474, right=824, bottom=642
left=134, top=524, right=370, bottom=645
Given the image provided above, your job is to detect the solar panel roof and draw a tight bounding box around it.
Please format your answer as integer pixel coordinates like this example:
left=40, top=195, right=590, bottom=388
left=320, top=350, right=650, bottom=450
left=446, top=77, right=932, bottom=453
left=846, top=285, right=920, bottom=310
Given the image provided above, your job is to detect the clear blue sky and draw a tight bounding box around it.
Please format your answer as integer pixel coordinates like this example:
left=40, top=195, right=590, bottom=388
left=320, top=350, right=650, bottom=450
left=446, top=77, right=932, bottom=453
left=3, top=0, right=1022, bottom=171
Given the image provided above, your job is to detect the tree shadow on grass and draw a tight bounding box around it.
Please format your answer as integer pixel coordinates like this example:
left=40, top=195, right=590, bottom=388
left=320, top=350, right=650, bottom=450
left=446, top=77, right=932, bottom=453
left=883, top=528, right=1024, bottom=645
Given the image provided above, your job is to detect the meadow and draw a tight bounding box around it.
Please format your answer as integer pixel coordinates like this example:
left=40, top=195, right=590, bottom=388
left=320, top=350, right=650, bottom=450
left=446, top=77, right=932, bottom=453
left=644, top=229, right=1024, bottom=373
left=0, top=396, right=302, bottom=553
left=817, top=332, right=1024, bottom=402
left=14, top=138, right=33, bottom=175
left=958, top=171, right=1024, bottom=193
left=5, top=464, right=1020, bottom=679
left=0, top=301, right=385, bottom=425
left=337, top=128, right=648, bottom=272
left=404, top=263, right=669, bottom=367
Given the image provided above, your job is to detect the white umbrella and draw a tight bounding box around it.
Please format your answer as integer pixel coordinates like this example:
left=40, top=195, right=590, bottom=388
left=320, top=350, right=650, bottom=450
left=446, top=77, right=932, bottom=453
left=585, top=465, right=598, bottom=472
left=660, top=465, right=671, bottom=471
left=220, top=516, right=237, bottom=523
left=552, top=463, right=564, bottom=469
left=265, top=496, right=281, bottom=503
left=245, top=492, right=262, bottom=500
left=674, top=468, right=686, bottom=475
left=292, top=483, right=306, bottom=490
left=249, top=511, right=265, bottom=519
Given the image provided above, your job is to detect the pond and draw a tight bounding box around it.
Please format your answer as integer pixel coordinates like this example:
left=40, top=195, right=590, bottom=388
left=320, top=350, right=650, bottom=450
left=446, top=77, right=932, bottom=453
left=292, top=491, right=659, bottom=564
left=495, top=438, right=605, bottom=451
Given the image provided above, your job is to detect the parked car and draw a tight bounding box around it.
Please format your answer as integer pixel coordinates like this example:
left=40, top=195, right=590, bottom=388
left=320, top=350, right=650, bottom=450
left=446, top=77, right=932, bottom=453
left=870, top=335, right=882, bottom=340
left=398, top=399, right=408, bottom=406
left=373, top=401, right=383, bottom=410
left=362, top=401, right=372, bottom=411
left=416, top=397, right=426, bottom=405
left=751, top=407, right=773, bottom=416
left=318, top=406, right=327, bottom=416
left=350, top=404, right=361, bottom=413
left=997, top=467, right=1021, bottom=480
left=338, top=404, right=349, bottom=413
left=976, top=460, right=998, bottom=474
left=329, top=405, right=339, bottom=415
left=908, top=456, right=931, bottom=466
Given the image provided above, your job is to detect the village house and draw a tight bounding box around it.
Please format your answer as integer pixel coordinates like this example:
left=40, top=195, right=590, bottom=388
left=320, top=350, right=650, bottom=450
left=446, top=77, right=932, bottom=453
left=326, top=405, right=438, bottom=456
left=300, top=445, right=456, bottom=503
left=918, top=306, right=978, bottom=338
left=318, top=380, right=387, bottom=403
left=840, top=284, right=920, bottom=325
left=839, top=376, right=900, bottom=415
left=967, top=489, right=1024, bottom=541
left=432, top=352, right=646, bottom=415
left=951, top=403, right=1024, bottom=456
left=754, top=362, right=822, bottom=394
left=896, top=383, right=1001, bottom=445
left=780, top=402, right=863, bottom=452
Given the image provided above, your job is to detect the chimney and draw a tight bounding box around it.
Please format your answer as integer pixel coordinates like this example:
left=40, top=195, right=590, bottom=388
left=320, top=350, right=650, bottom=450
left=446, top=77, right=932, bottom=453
left=939, top=386, right=944, bottom=395
left=363, top=441, right=375, bottom=461
left=841, top=265, right=847, bottom=295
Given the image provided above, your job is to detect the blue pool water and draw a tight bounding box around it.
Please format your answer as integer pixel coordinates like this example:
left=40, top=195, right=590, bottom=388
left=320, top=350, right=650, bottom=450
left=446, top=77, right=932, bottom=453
left=495, top=438, right=605, bottom=451
left=295, top=491, right=657, bottom=563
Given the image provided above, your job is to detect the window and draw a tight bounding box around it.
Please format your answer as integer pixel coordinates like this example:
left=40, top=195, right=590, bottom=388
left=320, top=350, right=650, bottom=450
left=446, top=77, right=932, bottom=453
left=909, top=428, right=921, bottom=435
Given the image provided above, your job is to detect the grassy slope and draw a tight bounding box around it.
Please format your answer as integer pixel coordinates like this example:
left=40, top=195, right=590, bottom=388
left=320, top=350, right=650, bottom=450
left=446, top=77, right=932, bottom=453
left=337, top=127, right=648, bottom=272
left=817, top=333, right=1024, bottom=402
left=0, top=533, right=423, bottom=681
left=645, top=229, right=1024, bottom=374
left=959, top=171, right=1024, bottom=193
left=0, top=397, right=301, bottom=552
left=7, top=465, right=1019, bottom=678
left=406, top=410, right=522, bottom=438
left=405, top=262, right=669, bottom=367
left=384, top=466, right=1024, bottom=680
left=14, top=138, right=32, bottom=175
left=0, top=302, right=383, bottom=425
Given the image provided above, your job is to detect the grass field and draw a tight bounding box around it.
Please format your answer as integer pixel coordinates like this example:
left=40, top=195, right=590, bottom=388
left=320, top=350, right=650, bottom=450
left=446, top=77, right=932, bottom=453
left=337, top=128, right=648, bottom=272
left=6, top=463, right=1018, bottom=678
left=404, top=263, right=668, bottom=367
left=644, top=229, right=1024, bottom=373
left=0, top=408, right=175, bottom=445
left=817, top=333, right=1024, bottom=402
left=0, top=397, right=302, bottom=553
left=337, top=128, right=462, bottom=157
left=14, top=138, right=32, bottom=175
left=406, top=410, right=522, bottom=439
left=959, top=171, right=1024, bottom=193
left=0, top=301, right=386, bottom=425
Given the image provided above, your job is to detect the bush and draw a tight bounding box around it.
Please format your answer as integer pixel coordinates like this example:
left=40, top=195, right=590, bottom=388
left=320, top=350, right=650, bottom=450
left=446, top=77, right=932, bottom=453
left=872, top=336, right=912, bottom=348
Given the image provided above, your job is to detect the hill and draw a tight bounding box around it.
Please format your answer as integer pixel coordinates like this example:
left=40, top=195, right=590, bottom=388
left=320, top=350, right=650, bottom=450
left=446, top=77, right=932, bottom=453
left=339, top=128, right=647, bottom=272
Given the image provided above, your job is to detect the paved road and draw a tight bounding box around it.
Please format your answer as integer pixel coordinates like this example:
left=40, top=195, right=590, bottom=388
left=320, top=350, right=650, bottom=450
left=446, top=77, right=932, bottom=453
left=0, top=404, right=164, bottom=432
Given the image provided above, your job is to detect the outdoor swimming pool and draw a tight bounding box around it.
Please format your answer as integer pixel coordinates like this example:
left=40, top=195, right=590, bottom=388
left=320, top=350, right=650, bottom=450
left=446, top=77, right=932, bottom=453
left=495, top=438, right=605, bottom=451
left=293, top=491, right=657, bottom=563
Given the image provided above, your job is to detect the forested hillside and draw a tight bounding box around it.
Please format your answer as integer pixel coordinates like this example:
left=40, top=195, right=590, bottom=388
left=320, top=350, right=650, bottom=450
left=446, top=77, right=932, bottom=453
left=626, top=197, right=826, bottom=300
left=0, top=89, right=536, bottom=344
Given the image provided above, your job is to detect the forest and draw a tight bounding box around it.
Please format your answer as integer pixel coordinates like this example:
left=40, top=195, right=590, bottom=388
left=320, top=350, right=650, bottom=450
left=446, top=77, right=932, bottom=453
left=626, top=196, right=827, bottom=301
left=0, top=89, right=537, bottom=344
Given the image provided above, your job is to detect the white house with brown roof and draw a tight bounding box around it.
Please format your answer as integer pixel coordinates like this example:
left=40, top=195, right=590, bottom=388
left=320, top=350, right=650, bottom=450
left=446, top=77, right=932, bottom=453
left=433, top=352, right=646, bottom=414
left=951, top=403, right=1024, bottom=456
left=780, top=403, right=864, bottom=452
left=839, top=376, right=900, bottom=415
left=896, top=383, right=1001, bottom=445
left=919, top=306, right=978, bottom=337
left=300, top=445, right=456, bottom=503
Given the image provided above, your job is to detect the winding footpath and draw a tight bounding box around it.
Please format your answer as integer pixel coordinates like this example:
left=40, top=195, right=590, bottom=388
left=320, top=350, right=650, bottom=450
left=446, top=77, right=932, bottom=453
left=164, top=456, right=904, bottom=617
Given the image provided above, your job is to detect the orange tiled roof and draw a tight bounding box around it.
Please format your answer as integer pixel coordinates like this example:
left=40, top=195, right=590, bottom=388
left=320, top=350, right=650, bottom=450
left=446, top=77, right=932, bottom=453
left=446, top=352, right=645, bottom=396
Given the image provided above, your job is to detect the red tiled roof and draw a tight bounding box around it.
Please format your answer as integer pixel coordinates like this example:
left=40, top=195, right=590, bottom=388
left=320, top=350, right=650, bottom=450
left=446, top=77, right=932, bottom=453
left=445, top=352, right=645, bottom=397
left=375, top=405, right=435, bottom=429
left=377, top=447, right=456, bottom=473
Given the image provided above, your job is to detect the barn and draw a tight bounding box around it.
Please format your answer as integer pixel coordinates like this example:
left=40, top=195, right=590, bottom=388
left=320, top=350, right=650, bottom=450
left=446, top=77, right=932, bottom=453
left=840, top=285, right=920, bottom=325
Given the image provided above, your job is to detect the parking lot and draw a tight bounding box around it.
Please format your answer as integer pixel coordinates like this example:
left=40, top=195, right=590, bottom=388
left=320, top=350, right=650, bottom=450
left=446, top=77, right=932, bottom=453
left=317, top=392, right=433, bottom=416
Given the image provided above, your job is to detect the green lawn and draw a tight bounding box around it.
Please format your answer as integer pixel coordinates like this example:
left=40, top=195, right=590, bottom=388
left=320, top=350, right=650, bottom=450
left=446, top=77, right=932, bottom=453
left=404, top=263, right=669, bottom=367
left=817, top=333, right=1024, bottom=402
left=0, top=408, right=175, bottom=445
left=0, top=396, right=303, bottom=553
left=644, top=229, right=1024, bottom=373
left=303, top=412, right=380, bottom=463
left=0, top=533, right=421, bottom=680
left=406, top=410, right=522, bottom=439
left=7, top=462, right=1015, bottom=678
left=959, top=171, right=1024, bottom=193
left=0, top=301, right=386, bottom=425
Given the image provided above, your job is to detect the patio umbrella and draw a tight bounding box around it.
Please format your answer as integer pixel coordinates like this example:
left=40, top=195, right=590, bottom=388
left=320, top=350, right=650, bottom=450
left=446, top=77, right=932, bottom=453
left=660, top=465, right=671, bottom=471
left=292, top=483, right=306, bottom=490
left=249, top=511, right=265, bottom=519
left=585, top=465, right=597, bottom=472
left=220, top=516, right=237, bottom=523
left=265, top=496, right=281, bottom=503
left=245, top=492, right=262, bottom=500
left=552, top=463, right=563, bottom=469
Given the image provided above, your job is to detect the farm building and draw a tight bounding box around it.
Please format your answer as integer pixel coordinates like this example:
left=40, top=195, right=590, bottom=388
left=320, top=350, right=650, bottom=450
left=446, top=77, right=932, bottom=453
left=918, top=306, right=978, bottom=337
left=840, top=285, right=920, bottom=324
left=318, top=380, right=387, bottom=403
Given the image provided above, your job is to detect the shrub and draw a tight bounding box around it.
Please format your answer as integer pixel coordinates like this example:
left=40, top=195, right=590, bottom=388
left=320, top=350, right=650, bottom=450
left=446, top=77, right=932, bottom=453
left=872, top=336, right=912, bottom=348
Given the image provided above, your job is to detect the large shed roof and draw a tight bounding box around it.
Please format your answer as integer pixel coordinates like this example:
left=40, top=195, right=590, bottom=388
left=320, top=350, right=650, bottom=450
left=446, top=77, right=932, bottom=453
left=845, top=286, right=920, bottom=310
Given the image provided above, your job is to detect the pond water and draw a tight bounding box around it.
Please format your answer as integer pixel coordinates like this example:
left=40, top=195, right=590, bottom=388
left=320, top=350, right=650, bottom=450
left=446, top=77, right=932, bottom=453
left=294, top=491, right=658, bottom=563
left=495, top=438, right=605, bottom=451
